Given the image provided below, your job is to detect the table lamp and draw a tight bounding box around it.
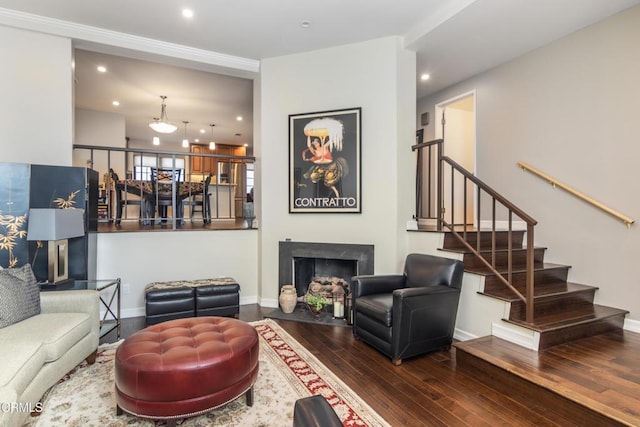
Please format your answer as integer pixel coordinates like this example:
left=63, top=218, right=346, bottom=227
left=27, top=208, right=85, bottom=284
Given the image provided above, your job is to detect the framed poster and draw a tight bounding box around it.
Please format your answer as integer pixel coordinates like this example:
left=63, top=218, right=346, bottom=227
left=289, top=107, right=361, bottom=213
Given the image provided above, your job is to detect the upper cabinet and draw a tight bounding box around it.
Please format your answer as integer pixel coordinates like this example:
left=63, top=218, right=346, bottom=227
left=232, top=146, right=246, bottom=157
left=190, top=145, right=207, bottom=173
left=190, top=144, right=247, bottom=175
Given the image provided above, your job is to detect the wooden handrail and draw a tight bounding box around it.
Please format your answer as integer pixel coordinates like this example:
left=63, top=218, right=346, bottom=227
left=412, top=138, right=443, bottom=151
left=518, top=161, right=634, bottom=228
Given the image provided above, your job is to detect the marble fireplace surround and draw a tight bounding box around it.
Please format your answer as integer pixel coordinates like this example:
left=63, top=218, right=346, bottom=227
left=278, top=241, right=375, bottom=295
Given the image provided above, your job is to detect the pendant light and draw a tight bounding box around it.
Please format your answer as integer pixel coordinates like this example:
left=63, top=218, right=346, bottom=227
left=149, top=96, right=177, bottom=134
left=209, top=124, right=216, bottom=150
left=182, top=121, right=189, bottom=148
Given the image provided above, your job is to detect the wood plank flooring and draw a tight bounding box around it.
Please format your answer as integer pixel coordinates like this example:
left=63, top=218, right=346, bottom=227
left=96, top=218, right=252, bottom=233
left=105, top=305, right=640, bottom=427
left=455, top=333, right=640, bottom=426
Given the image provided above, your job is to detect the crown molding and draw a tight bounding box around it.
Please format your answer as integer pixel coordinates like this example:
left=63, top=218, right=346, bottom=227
left=0, top=7, right=260, bottom=74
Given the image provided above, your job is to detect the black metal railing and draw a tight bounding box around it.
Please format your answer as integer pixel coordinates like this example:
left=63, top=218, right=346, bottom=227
left=73, top=144, right=255, bottom=230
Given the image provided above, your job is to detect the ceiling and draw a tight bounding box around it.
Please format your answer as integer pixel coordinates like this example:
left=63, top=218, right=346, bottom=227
left=73, top=49, right=254, bottom=148
left=1, top=0, right=639, bottom=149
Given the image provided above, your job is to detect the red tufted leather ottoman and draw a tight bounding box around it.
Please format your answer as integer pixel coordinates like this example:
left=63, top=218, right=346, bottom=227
left=115, top=316, right=259, bottom=425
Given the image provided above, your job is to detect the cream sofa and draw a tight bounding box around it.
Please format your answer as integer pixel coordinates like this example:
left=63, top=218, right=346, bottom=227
left=0, top=290, right=99, bottom=427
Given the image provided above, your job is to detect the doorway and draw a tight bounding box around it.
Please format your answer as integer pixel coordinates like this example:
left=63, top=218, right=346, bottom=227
left=435, top=91, right=476, bottom=227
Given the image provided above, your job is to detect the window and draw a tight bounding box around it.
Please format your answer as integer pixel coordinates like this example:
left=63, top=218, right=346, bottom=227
left=246, top=163, right=254, bottom=199
left=132, top=155, right=185, bottom=181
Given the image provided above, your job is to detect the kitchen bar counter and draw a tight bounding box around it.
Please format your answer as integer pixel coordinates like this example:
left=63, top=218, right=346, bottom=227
left=208, top=183, right=236, bottom=219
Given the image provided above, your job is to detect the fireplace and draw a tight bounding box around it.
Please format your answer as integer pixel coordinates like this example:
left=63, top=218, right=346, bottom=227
left=278, top=240, right=374, bottom=297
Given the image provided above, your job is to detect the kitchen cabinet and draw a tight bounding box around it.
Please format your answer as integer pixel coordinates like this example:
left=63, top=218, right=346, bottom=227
left=190, top=145, right=206, bottom=173
left=216, top=146, right=231, bottom=156
left=190, top=144, right=244, bottom=176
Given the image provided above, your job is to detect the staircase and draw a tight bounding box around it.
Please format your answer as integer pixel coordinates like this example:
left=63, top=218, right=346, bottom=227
left=440, top=229, right=628, bottom=350
left=412, top=137, right=629, bottom=351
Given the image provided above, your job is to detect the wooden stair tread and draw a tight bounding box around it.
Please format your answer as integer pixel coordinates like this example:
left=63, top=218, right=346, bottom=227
left=440, top=246, right=547, bottom=255
left=434, top=217, right=629, bottom=351
left=465, top=262, right=570, bottom=276
left=505, top=304, right=629, bottom=332
left=480, top=281, right=597, bottom=301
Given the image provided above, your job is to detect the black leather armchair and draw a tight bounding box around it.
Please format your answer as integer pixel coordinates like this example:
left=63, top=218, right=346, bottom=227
left=352, top=253, right=464, bottom=365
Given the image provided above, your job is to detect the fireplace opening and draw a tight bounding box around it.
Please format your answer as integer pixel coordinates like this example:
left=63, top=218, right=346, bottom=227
left=293, top=257, right=357, bottom=297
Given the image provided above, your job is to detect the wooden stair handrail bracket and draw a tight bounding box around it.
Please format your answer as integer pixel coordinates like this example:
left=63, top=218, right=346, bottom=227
left=518, top=161, right=634, bottom=228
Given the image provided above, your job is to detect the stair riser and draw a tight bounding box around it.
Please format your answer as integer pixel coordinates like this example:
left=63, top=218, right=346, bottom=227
left=538, top=315, right=626, bottom=350
left=443, top=230, right=525, bottom=251
left=509, top=290, right=597, bottom=320
left=455, top=348, right=624, bottom=425
left=463, top=247, right=545, bottom=270
left=483, top=267, right=570, bottom=294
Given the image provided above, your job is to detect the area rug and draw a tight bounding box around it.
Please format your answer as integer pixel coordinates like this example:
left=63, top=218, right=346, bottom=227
left=26, top=319, right=389, bottom=426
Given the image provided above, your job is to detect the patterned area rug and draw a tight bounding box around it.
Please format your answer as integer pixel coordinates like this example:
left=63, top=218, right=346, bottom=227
left=26, top=319, right=389, bottom=426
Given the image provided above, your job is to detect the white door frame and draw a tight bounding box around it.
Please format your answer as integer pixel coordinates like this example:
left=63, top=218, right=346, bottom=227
left=435, top=90, right=477, bottom=227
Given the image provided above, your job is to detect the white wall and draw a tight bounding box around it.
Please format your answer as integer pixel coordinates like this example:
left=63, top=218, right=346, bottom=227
left=1, top=26, right=416, bottom=317
left=73, top=108, right=126, bottom=177
left=258, top=37, right=416, bottom=303
left=0, top=26, right=73, bottom=165
left=418, top=5, right=640, bottom=322
left=96, top=230, right=258, bottom=317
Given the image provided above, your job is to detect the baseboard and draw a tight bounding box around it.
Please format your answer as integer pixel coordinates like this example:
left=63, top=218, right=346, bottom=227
left=120, top=307, right=146, bottom=319
left=418, top=218, right=438, bottom=227
left=454, top=328, right=479, bottom=342
left=259, top=297, right=279, bottom=309
left=492, top=321, right=539, bottom=351
left=240, top=295, right=258, bottom=305
left=624, top=318, right=640, bottom=333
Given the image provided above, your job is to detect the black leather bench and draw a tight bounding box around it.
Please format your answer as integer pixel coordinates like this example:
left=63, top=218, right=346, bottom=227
left=145, top=278, right=240, bottom=325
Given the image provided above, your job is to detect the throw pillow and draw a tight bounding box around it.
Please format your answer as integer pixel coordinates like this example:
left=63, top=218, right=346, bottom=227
left=0, top=264, right=41, bottom=328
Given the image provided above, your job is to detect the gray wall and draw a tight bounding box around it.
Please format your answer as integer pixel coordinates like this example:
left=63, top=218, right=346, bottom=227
left=418, top=6, right=640, bottom=323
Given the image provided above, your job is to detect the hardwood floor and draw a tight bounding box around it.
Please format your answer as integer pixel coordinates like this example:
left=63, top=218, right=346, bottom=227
left=96, top=218, right=252, bottom=233
left=103, top=305, right=639, bottom=426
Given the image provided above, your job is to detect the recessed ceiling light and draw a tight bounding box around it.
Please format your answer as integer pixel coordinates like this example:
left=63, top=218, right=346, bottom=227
left=194, top=138, right=200, bottom=143
left=182, top=9, right=194, bottom=18
left=243, top=143, right=249, bottom=147
left=112, top=100, right=120, bottom=106
left=301, top=20, right=311, bottom=28
left=236, top=116, right=243, bottom=121
left=97, top=65, right=107, bottom=73
left=200, top=129, right=205, bottom=134
left=421, top=73, right=430, bottom=81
